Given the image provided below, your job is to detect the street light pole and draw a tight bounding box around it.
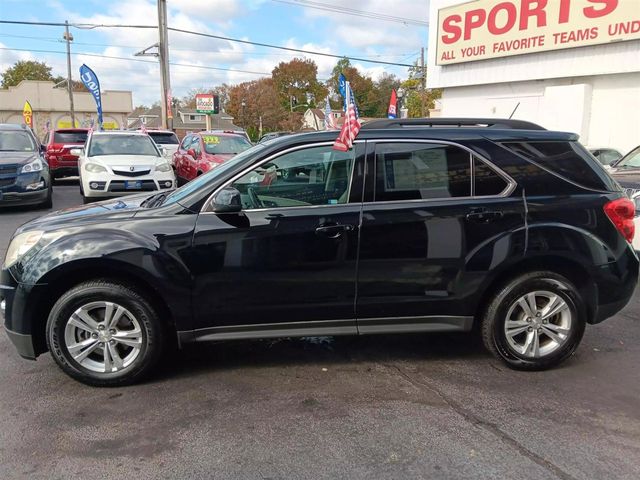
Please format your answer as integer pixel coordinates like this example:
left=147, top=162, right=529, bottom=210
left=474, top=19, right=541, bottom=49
left=63, top=20, right=76, bottom=127
left=241, top=100, right=246, bottom=130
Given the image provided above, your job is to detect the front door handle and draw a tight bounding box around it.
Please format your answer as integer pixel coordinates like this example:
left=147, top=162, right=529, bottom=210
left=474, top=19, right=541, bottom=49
left=315, top=224, right=355, bottom=238
left=466, top=208, right=504, bottom=223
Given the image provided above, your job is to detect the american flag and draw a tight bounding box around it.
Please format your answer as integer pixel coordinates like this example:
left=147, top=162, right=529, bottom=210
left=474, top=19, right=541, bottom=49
left=324, top=97, right=335, bottom=130
left=333, top=81, right=361, bottom=151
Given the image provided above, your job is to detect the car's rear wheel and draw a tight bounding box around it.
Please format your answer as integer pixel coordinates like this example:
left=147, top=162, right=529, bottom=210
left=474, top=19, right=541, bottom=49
left=46, top=280, right=165, bottom=386
left=481, top=271, right=586, bottom=370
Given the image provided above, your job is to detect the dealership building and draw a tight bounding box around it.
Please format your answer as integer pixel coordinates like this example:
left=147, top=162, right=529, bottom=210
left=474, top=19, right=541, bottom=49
left=0, top=80, right=133, bottom=139
left=428, top=0, right=640, bottom=154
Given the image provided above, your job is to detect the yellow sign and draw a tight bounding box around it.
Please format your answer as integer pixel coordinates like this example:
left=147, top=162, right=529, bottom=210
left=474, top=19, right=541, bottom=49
left=22, top=101, right=33, bottom=128
left=57, top=120, right=81, bottom=129
left=102, top=122, right=118, bottom=130
left=203, top=135, right=220, bottom=144
left=436, top=0, right=640, bottom=65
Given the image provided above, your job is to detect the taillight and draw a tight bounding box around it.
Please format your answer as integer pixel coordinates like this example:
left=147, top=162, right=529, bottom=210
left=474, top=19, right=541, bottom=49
left=604, top=198, right=636, bottom=243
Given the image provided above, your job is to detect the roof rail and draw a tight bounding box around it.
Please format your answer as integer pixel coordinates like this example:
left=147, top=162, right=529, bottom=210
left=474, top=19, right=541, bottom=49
left=361, top=118, right=546, bottom=131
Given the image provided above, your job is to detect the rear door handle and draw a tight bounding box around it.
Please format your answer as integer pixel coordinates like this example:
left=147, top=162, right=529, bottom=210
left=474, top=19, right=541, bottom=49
left=466, top=209, right=504, bottom=223
left=315, top=224, right=355, bottom=238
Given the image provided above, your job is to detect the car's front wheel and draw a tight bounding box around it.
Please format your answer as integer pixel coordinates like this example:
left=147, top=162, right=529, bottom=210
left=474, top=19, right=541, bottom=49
left=46, top=280, right=165, bottom=386
left=481, top=271, right=586, bottom=370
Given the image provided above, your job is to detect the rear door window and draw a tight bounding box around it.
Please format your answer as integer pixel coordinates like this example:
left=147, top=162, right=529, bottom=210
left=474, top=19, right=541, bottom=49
left=374, top=143, right=471, bottom=201
left=474, top=158, right=510, bottom=196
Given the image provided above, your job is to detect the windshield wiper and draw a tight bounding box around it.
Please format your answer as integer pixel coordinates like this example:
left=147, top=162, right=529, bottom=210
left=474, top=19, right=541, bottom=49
left=140, top=192, right=169, bottom=208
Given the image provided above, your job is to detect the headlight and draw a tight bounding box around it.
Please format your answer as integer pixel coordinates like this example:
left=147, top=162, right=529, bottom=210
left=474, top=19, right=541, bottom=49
left=85, top=163, right=107, bottom=173
left=155, top=162, right=172, bottom=172
left=20, top=159, right=43, bottom=174
left=4, top=231, right=43, bottom=269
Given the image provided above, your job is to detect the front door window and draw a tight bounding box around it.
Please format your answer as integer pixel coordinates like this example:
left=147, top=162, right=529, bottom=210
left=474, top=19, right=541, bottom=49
left=231, top=144, right=355, bottom=209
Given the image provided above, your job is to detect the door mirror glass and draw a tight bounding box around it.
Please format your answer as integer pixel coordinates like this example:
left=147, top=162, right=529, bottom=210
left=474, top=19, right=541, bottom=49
left=212, top=187, right=243, bottom=213
left=70, top=148, right=84, bottom=157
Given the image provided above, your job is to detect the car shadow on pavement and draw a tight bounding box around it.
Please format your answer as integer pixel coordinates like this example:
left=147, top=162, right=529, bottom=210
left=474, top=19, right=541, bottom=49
left=156, top=331, right=488, bottom=382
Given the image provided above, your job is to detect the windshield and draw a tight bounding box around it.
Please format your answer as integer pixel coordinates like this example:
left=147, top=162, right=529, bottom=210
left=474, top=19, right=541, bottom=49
left=54, top=131, right=88, bottom=144
left=149, top=132, right=179, bottom=145
left=202, top=135, right=252, bottom=155
left=163, top=143, right=266, bottom=207
left=616, top=146, right=640, bottom=169
left=88, top=134, right=159, bottom=157
left=0, top=131, right=36, bottom=151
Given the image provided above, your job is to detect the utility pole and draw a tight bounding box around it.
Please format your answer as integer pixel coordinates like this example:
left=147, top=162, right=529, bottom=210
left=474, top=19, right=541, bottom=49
left=63, top=21, right=76, bottom=127
left=420, top=47, right=426, bottom=118
left=157, top=0, right=171, bottom=130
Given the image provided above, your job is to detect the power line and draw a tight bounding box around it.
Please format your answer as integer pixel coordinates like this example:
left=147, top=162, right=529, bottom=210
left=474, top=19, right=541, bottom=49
left=0, top=33, right=418, bottom=59
left=0, top=47, right=272, bottom=76
left=271, top=0, right=429, bottom=27
left=0, top=19, right=416, bottom=68
left=167, top=27, right=415, bottom=67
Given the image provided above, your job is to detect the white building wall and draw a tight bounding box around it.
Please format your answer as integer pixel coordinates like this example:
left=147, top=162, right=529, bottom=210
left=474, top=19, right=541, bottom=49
left=440, top=72, right=640, bottom=154
left=428, top=0, right=640, bottom=154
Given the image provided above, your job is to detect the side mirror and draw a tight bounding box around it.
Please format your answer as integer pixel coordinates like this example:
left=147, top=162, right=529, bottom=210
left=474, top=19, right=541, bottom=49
left=159, top=146, right=167, bottom=156
left=70, top=148, right=84, bottom=157
left=187, top=148, right=197, bottom=158
left=211, top=187, right=242, bottom=213
left=39, top=144, right=46, bottom=154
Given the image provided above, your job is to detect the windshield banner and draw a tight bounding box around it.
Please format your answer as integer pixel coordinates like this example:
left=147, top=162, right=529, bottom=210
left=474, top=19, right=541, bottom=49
left=79, top=64, right=104, bottom=129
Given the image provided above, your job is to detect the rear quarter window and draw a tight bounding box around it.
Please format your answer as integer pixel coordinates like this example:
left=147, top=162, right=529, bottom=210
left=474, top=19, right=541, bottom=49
left=502, top=141, right=619, bottom=192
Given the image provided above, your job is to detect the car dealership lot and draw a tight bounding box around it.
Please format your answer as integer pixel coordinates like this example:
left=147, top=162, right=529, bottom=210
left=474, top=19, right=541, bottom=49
left=0, top=183, right=639, bottom=480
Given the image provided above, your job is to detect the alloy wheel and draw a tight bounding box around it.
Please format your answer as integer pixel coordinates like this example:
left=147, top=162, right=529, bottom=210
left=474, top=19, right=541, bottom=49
left=63, top=301, right=144, bottom=373
left=503, top=290, right=572, bottom=358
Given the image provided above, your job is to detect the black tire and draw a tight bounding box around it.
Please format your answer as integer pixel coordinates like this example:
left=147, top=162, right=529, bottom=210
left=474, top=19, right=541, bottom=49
left=82, top=196, right=92, bottom=204
left=46, top=280, right=165, bottom=387
left=481, top=271, right=586, bottom=371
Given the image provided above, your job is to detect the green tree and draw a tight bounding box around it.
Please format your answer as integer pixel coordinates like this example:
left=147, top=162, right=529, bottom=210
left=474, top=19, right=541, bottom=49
left=370, top=72, right=402, bottom=118
left=271, top=58, right=327, bottom=111
left=401, top=60, right=442, bottom=118
left=326, top=58, right=379, bottom=117
left=1, top=60, right=54, bottom=88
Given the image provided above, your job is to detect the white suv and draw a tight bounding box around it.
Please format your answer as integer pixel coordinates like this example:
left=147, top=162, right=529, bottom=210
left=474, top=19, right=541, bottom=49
left=75, top=131, right=175, bottom=204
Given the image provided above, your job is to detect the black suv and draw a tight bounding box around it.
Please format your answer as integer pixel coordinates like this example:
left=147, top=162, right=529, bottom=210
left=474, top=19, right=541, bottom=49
left=1, top=118, right=638, bottom=386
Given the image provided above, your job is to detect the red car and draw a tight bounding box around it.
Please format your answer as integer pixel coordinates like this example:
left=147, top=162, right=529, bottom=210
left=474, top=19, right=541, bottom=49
left=173, top=131, right=252, bottom=184
left=43, top=128, right=89, bottom=180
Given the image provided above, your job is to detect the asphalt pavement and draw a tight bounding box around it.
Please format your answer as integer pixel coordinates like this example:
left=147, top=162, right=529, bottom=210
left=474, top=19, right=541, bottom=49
left=0, top=181, right=639, bottom=480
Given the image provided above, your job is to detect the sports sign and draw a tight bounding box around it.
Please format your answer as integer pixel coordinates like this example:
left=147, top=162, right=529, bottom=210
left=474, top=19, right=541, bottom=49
left=436, top=0, right=640, bottom=65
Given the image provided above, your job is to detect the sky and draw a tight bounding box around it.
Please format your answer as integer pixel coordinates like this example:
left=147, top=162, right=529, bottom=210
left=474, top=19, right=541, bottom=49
left=0, top=0, right=430, bottom=107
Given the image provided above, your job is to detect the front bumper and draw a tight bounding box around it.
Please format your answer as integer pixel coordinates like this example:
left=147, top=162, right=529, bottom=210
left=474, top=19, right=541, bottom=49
left=0, top=171, right=50, bottom=207
left=82, top=172, right=175, bottom=198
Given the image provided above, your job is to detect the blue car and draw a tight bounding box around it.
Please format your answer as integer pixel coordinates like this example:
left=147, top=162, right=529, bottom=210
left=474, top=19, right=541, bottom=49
left=0, top=124, right=52, bottom=209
